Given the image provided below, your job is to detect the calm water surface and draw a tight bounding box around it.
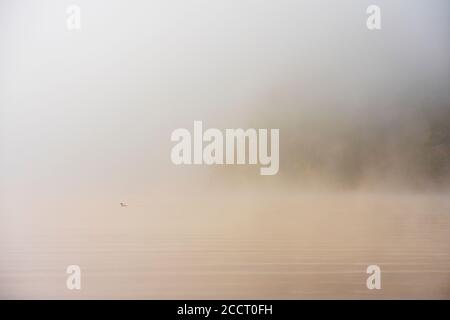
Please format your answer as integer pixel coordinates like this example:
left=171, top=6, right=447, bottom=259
left=1, top=192, right=449, bottom=299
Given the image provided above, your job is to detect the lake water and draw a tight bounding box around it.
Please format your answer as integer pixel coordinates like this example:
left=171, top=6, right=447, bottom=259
left=1, top=191, right=449, bottom=299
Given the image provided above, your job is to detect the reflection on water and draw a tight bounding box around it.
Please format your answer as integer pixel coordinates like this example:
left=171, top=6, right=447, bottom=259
left=1, top=192, right=449, bottom=299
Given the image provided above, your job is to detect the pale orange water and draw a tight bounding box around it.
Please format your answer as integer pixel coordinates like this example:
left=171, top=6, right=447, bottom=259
left=1, top=192, right=449, bottom=299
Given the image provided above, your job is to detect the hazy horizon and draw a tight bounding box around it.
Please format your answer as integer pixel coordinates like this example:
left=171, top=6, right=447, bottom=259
left=1, top=0, right=449, bottom=299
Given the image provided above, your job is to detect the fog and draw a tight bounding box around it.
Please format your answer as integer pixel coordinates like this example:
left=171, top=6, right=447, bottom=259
left=0, top=0, right=449, bottom=298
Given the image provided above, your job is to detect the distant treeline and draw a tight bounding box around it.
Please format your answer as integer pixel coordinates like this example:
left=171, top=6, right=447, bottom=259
left=277, top=104, right=450, bottom=190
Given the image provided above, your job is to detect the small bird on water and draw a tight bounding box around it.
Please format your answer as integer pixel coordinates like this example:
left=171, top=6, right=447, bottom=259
left=120, top=202, right=128, bottom=208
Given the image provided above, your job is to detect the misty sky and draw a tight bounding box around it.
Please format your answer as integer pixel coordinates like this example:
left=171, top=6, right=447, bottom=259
left=1, top=0, right=449, bottom=201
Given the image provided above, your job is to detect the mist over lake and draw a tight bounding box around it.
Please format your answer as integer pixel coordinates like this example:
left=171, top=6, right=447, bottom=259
left=1, top=0, right=449, bottom=299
